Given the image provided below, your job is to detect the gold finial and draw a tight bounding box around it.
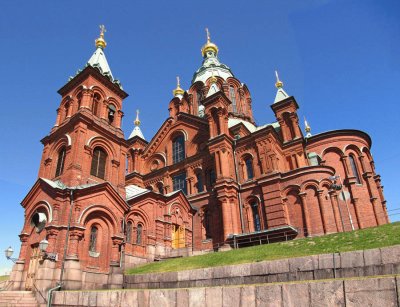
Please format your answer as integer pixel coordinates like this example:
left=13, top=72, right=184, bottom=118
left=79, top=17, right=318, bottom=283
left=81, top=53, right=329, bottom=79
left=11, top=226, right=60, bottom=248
left=134, top=110, right=141, bottom=126
left=173, top=76, right=185, bottom=97
left=201, top=28, right=219, bottom=57
left=275, top=70, right=283, bottom=88
left=95, top=25, right=107, bottom=49
left=304, top=117, right=311, bottom=134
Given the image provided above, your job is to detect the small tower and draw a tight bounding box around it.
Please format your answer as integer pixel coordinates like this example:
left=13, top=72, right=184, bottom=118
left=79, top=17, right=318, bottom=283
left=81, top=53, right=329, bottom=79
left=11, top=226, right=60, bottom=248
left=128, top=110, right=145, bottom=140
left=270, top=71, right=302, bottom=142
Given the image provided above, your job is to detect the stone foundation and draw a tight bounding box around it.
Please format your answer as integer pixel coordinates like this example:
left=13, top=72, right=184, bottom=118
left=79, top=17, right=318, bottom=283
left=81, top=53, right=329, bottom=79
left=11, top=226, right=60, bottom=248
left=52, top=276, right=400, bottom=307
left=125, top=245, right=400, bottom=289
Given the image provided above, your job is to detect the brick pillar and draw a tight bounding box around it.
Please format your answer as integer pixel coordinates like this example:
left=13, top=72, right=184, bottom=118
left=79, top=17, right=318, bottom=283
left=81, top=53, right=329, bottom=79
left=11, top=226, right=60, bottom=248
left=316, top=190, right=327, bottom=234
left=54, top=108, right=61, bottom=127
left=330, top=193, right=343, bottom=232
left=81, top=88, right=92, bottom=109
left=46, top=229, right=59, bottom=254
left=111, top=237, right=123, bottom=266
left=299, top=193, right=311, bottom=237
left=68, top=230, right=84, bottom=259
left=18, top=233, right=29, bottom=262
left=220, top=197, right=233, bottom=240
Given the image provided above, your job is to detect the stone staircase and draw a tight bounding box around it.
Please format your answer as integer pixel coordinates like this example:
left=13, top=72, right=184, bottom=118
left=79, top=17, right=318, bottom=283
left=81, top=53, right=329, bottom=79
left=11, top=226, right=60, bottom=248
left=0, top=291, right=39, bottom=306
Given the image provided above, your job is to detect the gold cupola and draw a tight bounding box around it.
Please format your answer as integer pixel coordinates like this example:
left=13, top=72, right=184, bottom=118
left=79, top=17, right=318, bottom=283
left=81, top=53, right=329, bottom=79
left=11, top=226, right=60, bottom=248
left=173, top=76, right=185, bottom=97
left=134, top=109, right=141, bottom=126
left=95, top=25, right=107, bottom=49
left=201, top=28, right=219, bottom=58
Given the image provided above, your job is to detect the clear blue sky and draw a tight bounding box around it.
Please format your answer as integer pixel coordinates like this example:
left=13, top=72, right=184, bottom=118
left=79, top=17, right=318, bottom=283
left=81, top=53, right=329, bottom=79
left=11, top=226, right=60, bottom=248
left=0, top=0, right=399, bottom=274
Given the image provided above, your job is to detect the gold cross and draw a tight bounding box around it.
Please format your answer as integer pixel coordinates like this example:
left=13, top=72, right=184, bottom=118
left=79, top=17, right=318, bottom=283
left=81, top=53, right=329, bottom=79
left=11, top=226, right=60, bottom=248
left=205, top=28, right=210, bottom=42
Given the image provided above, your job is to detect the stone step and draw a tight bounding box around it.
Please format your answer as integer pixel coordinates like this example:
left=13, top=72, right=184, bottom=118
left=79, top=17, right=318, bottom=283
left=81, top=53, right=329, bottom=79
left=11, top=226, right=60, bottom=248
left=0, top=291, right=39, bottom=307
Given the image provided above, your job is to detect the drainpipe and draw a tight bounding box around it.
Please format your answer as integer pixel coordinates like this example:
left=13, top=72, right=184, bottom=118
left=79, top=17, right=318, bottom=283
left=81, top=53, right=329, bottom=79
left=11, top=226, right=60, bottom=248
left=59, top=189, right=74, bottom=287
left=47, top=284, right=61, bottom=307
left=233, top=138, right=244, bottom=233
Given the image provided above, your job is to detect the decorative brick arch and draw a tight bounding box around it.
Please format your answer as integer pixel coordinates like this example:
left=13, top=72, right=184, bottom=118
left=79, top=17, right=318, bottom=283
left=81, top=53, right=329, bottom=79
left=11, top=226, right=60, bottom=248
left=78, top=205, right=119, bottom=234
left=86, top=136, right=117, bottom=160
left=344, top=144, right=362, bottom=156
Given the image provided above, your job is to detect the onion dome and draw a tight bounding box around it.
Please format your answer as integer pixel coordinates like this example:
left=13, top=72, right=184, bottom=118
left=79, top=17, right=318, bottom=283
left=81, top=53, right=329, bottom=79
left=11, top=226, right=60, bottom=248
left=201, top=28, right=219, bottom=58
left=173, top=76, right=185, bottom=98
left=192, top=29, right=234, bottom=84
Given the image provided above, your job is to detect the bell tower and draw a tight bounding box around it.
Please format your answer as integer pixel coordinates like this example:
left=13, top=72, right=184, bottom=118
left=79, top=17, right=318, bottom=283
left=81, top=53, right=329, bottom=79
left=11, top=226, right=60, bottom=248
left=38, top=26, right=128, bottom=192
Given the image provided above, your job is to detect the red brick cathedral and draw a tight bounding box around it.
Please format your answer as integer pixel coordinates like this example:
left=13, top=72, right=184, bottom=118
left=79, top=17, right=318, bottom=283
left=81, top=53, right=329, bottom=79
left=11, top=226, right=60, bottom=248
left=10, top=28, right=388, bottom=290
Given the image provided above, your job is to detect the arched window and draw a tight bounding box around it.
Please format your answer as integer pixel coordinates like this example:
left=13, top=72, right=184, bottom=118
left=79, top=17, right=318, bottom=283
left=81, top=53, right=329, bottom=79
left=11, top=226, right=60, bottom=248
left=92, top=93, right=101, bottom=116
left=229, top=86, right=237, bottom=113
left=349, top=154, right=362, bottom=184
left=172, top=135, right=185, bottom=164
left=108, top=104, right=116, bottom=123
left=126, top=221, right=132, bottom=243
left=77, top=93, right=82, bottom=110
left=64, top=102, right=70, bottom=119
left=196, top=172, right=204, bottom=193
left=89, top=226, right=98, bottom=252
left=251, top=202, right=261, bottom=232
left=197, top=90, right=203, bottom=107
left=91, top=147, right=107, bottom=179
left=55, top=147, right=66, bottom=177
left=245, top=157, right=254, bottom=180
left=136, top=224, right=143, bottom=245
left=203, top=210, right=212, bottom=239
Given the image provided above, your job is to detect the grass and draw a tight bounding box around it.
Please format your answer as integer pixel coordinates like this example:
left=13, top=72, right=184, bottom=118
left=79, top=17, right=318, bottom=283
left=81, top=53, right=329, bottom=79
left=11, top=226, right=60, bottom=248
left=126, top=222, right=400, bottom=275
left=0, top=275, right=9, bottom=282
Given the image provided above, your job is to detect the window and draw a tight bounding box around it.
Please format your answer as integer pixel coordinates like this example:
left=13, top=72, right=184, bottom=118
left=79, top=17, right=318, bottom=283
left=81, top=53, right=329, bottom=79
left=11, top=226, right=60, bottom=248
left=229, top=86, right=237, bottom=113
left=108, top=104, right=116, bottom=123
left=204, top=211, right=211, bottom=239
left=157, top=183, right=164, bottom=194
left=349, top=154, right=362, bottom=184
left=196, top=172, right=204, bottom=193
left=136, top=224, right=143, bottom=245
left=126, top=221, right=132, bottom=243
left=245, top=157, right=254, bottom=180
left=172, top=135, right=185, bottom=164
left=251, top=202, right=261, bottom=232
left=208, top=169, right=216, bottom=186
left=197, top=90, right=203, bottom=106
left=55, top=147, right=66, bottom=177
left=173, top=173, right=187, bottom=194
left=91, top=147, right=107, bottom=179
left=89, top=226, right=98, bottom=252
left=92, top=93, right=101, bottom=116
left=64, top=102, right=70, bottom=119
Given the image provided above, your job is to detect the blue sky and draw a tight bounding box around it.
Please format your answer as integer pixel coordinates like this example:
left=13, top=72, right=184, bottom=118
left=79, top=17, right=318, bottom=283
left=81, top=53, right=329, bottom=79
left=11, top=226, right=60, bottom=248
left=0, top=0, right=399, bottom=274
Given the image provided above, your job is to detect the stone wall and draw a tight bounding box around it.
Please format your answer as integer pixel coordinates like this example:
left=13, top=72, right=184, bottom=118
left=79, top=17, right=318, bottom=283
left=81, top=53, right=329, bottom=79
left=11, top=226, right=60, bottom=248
left=52, top=276, right=400, bottom=307
left=125, top=245, right=400, bottom=289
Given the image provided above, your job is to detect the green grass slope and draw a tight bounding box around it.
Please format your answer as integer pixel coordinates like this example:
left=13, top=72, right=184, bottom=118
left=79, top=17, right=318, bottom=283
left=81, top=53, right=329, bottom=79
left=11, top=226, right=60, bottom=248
left=127, top=222, right=400, bottom=275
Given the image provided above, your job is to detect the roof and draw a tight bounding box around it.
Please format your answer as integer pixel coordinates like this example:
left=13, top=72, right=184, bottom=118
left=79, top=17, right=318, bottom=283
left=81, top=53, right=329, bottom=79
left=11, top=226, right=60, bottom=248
left=228, top=118, right=281, bottom=134
left=128, top=126, right=145, bottom=140
left=274, top=88, right=289, bottom=103
left=125, top=184, right=151, bottom=200
left=40, top=178, right=100, bottom=190
left=87, top=47, right=114, bottom=80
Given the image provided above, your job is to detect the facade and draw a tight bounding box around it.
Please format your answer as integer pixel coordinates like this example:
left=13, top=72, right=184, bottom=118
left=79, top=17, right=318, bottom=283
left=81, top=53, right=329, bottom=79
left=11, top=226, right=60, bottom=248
left=10, top=28, right=388, bottom=291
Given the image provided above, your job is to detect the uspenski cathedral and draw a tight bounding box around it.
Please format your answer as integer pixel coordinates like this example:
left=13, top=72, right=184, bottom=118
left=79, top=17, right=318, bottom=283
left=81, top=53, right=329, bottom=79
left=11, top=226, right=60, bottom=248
left=9, top=27, right=388, bottom=290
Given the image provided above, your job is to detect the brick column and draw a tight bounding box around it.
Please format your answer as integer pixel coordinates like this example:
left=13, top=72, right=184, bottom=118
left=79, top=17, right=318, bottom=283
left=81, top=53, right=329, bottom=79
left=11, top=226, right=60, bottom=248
left=328, top=192, right=341, bottom=232
left=111, top=237, right=123, bottom=266
left=299, top=193, right=311, bottom=237
left=18, top=233, right=29, bottom=262
left=68, top=230, right=84, bottom=259
left=316, top=190, right=327, bottom=234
